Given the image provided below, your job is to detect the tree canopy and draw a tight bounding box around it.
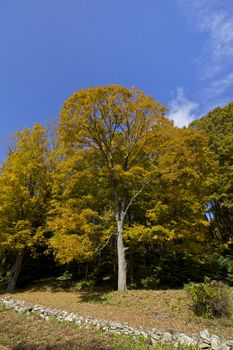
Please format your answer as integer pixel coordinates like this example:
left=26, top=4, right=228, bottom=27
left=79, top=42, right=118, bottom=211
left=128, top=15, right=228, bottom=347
left=0, top=124, right=51, bottom=291
left=190, top=103, right=233, bottom=244
left=0, top=85, right=230, bottom=292
left=48, top=85, right=216, bottom=290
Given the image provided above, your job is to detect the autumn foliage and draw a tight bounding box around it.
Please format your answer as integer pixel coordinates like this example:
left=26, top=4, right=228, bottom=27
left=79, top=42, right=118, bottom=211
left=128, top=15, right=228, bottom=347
left=0, top=85, right=231, bottom=292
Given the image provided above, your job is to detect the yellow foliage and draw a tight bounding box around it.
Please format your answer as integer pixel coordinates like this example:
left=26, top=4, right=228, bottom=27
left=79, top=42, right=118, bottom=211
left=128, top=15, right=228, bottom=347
left=0, top=124, right=51, bottom=254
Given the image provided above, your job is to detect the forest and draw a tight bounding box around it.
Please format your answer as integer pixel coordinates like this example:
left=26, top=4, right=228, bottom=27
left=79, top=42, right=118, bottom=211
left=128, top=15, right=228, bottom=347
left=0, top=85, right=232, bottom=293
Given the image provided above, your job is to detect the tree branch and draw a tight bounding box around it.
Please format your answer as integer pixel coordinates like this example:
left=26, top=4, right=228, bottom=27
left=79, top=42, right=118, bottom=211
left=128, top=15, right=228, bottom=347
left=94, top=231, right=116, bottom=254
left=122, top=177, right=155, bottom=222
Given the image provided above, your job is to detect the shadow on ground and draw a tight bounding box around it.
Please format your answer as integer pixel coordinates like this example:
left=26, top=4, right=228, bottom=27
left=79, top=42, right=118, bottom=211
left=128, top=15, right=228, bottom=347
left=0, top=278, right=114, bottom=305
left=12, top=340, right=112, bottom=350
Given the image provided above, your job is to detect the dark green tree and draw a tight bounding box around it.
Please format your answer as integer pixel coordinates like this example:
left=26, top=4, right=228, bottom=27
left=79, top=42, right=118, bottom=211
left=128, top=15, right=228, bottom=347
left=190, top=103, right=233, bottom=243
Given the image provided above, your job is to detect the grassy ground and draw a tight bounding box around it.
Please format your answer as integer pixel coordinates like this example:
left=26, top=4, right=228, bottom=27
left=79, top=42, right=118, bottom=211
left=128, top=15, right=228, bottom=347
left=0, top=304, right=182, bottom=350
left=0, top=305, right=149, bottom=349
left=1, top=282, right=233, bottom=339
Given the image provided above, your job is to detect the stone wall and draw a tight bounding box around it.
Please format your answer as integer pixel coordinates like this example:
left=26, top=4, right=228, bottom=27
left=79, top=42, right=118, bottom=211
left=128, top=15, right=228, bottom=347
left=1, top=297, right=233, bottom=349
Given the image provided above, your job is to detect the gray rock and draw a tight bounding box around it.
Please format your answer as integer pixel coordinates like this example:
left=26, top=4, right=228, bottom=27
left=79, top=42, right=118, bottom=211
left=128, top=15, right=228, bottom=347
left=177, top=333, right=198, bottom=347
left=148, top=331, right=161, bottom=341
left=200, top=329, right=211, bottom=343
left=4, top=300, right=15, bottom=309
left=221, top=344, right=231, bottom=350
left=151, top=328, right=163, bottom=334
left=211, top=335, right=222, bottom=350
left=109, top=322, right=123, bottom=328
left=75, top=319, right=83, bottom=325
left=161, top=331, right=173, bottom=343
left=65, top=313, right=77, bottom=322
left=224, top=340, right=233, bottom=348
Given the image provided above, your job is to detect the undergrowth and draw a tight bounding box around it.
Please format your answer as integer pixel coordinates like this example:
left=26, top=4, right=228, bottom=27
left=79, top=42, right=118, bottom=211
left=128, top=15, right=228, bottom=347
left=186, top=279, right=232, bottom=318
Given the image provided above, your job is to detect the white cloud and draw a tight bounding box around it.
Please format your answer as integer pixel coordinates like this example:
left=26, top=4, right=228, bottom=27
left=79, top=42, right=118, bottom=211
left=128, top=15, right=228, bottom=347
left=205, top=72, right=233, bottom=96
left=178, top=0, right=233, bottom=95
left=200, top=12, right=233, bottom=77
left=167, top=88, right=199, bottom=128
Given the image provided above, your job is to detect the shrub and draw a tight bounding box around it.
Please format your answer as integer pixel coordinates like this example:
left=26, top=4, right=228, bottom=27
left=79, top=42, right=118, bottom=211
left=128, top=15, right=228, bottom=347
left=186, top=279, right=232, bottom=318
left=74, top=278, right=96, bottom=291
left=56, top=271, right=73, bottom=289
left=217, top=255, right=233, bottom=285
left=140, top=275, right=160, bottom=289
left=0, top=271, right=10, bottom=290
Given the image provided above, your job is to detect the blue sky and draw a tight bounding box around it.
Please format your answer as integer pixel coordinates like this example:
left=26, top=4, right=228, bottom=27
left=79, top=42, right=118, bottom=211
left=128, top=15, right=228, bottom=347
left=0, top=0, right=233, bottom=159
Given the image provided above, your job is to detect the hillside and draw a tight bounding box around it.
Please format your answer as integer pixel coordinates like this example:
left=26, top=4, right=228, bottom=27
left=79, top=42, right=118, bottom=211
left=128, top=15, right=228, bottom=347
left=2, top=285, right=233, bottom=339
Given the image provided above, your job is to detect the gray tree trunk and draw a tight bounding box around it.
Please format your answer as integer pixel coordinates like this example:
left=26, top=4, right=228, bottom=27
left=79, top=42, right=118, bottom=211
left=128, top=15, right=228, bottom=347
left=7, top=250, right=24, bottom=292
left=117, top=217, right=127, bottom=291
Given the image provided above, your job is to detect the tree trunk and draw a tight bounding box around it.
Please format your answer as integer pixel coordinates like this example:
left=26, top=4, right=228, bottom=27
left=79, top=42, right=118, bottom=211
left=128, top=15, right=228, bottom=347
left=117, top=217, right=127, bottom=291
left=7, top=250, right=24, bottom=293
left=129, top=246, right=134, bottom=284
left=0, top=257, right=6, bottom=272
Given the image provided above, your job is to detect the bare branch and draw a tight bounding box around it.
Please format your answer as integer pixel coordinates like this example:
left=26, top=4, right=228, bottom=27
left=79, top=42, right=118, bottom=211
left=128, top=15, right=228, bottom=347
left=94, top=231, right=116, bottom=254
left=122, top=176, right=155, bottom=222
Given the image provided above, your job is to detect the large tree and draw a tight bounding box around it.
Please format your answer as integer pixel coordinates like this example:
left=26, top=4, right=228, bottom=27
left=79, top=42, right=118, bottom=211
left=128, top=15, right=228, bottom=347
left=50, top=85, right=215, bottom=291
left=51, top=85, right=172, bottom=291
left=0, top=124, right=51, bottom=291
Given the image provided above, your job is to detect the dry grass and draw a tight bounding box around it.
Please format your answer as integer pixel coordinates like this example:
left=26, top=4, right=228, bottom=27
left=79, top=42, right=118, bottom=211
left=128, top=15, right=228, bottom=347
left=0, top=306, right=153, bottom=350
left=1, top=284, right=233, bottom=339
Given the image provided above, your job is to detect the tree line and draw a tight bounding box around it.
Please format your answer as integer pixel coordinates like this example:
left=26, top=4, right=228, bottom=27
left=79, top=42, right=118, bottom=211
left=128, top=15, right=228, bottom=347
left=0, top=85, right=232, bottom=292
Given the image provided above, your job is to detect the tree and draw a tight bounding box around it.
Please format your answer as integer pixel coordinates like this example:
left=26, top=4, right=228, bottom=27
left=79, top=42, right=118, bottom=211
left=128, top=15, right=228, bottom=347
left=190, top=103, right=233, bottom=243
left=48, top=85, right=216, bottom=291
left=0, top=124, right=51, bottom=291
left=53, top=85, right=172, bottom=291
left=123, top=127, right=216, bottom=285
left=141, top=128, right=216, bottom=248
